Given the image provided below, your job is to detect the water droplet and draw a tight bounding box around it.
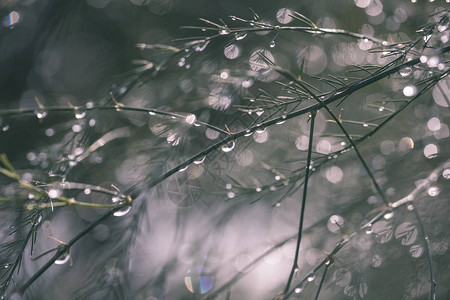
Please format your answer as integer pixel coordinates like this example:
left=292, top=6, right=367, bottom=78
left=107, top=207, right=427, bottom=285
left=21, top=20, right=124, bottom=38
left=295, top=287, right=303, bottom=293
left=178, top=57, right=186, bottom=67
left=54, top=250, right=70, bottom=265
left=74, top=110, right=86, bottom=119
left=112, top=196, right=132, bottom=217
left=244, top=130, right=252, bottom=137
left=194, top=40, right=210, bottom=52
left=184, top=266, right=214, bottom=294
left=2, top=124, right=9, bottom=131
left=225, top=183, right=232, bottom=190
left=255, top=127, right=266, bottom=133
left=185, top=114, right=196, bottom=125
left=307, top=274, right=316, bottom=282
left=378, top=106, right=384, bottom=112
left=230, top=16, right=236, bottom=21
left=269, top=40, right=276, bottom=48
left=407, top=204, right=414, bottom=211
left=221, top=141, right=235, bottom=152
left=179, top=165, right=189, bottom=172
left=399, top=67, right=412, bottom=77
left=363, top=123, right=368, bottom=127
left=256, top=187, right=262, bottom=192
left=227, top=191, right=235, bottom=198
left=219, top=29, right=229, bottom=35
left=194, top=156, right=206, bottom=164
left=235, top=32, right=247, bottom=40
left=35, top=110, right=47, bottom=119
left=365, top=225, right=373, bottom=235
left=114, top=206, right=131, bottom=217
left=84, top=188, right=91, bottom=195
left=256, top=110, right=264, bottom=116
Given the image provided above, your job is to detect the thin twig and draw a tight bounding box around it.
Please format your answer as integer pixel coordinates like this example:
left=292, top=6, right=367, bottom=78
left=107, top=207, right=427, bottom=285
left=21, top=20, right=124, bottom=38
left=284, top=111, right=315, bottom=294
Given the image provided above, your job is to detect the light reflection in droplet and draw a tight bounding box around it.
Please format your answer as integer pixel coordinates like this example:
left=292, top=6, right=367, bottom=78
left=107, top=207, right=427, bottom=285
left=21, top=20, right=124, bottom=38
left=221, top=141, right=235, bottom=152
left=54, top=251, right=70, bottom=265
left=184, top=266, right=214, bottom=294
left=3, top=11, right=20, bottom=28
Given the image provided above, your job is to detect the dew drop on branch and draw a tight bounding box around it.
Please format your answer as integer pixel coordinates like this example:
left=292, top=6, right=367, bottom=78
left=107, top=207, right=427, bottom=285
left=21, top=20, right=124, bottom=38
left=307, top=274, right=316, bottom=282
left=193, top=156, right=206, bottom=164
left=74, top=110, right=86, bottom=119
left=185, top=114, right=196, bottom=125
left=399, top=67, right=412, bottom=77
left=235, top=32, right=247, bottom=40
left=54, top=251, right=70, bottom=265
left=35, top=110, right=47, bottom=119
left=221, top=141, right=235, bottom=152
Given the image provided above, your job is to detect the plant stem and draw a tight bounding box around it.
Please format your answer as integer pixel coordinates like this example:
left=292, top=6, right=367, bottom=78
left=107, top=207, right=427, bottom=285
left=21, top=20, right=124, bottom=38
left=284, top=111, right=315, bottom=294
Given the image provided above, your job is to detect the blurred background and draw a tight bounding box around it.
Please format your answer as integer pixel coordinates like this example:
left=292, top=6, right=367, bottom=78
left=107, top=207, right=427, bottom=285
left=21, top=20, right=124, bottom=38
left=0, top=0, right=449, bottom=299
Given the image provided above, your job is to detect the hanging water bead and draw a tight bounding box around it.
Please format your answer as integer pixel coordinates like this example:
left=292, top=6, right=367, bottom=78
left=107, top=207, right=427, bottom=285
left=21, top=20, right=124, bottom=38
left=193, top=156, right=206, bottom=164
left=269, top=40, right=276, bottom=48
left=178, top=57, right=186, bottom=67
left=399, top=67, right=412, bottom=77
left=184, top=266, right=214, bottom=294
left=365, top=224, right=373, bottom=235
left=35, top=110, right=47, bottom=119
left=294, top=287, right=303, bottom=294
left=185, top=114, right=196, bottom=125
left=54, top=249, right=70, bottom=265
left=194, top=40, right=209, bottom=52
left=307, top=274, right=316, bottom=282
left=74, top=110, right=86, bottom=119
left=221, top=141, right=235, bottom=152
left=112, top=196, right=132, bottom=217
left=235, top=32, right=247, bottom=40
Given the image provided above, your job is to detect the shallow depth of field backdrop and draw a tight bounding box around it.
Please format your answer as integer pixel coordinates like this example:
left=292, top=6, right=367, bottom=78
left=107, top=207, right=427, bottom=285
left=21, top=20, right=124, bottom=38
left=0, top=0, right=449, bottom=300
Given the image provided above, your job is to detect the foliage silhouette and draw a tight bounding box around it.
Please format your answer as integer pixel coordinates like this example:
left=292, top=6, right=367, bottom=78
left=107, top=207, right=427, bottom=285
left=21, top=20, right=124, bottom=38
left=0, top=1, right=449, bottom=300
